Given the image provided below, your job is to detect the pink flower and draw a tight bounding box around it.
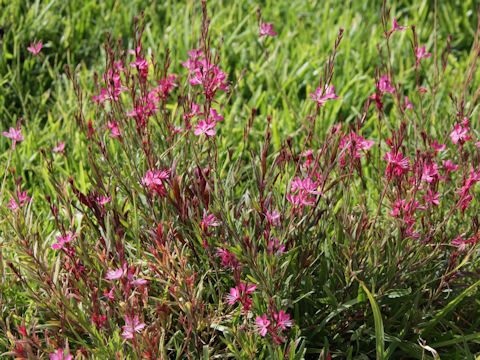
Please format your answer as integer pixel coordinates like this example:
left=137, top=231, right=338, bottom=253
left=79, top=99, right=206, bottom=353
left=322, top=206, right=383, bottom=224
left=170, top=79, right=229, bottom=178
left=369, top=92, right=384, bottom=111
left=377, top=75, right=395, bottom=94
left=423, top=189, right=440, bottom=207
left=49, top=348, right=72, bottom=360
left=267, top=237, right=285, bottom=255
left=310, top=85, right=339, bottom=107
left=201, top=210, right=220, bottom=231
left=209, top=108, right=224, bottom=122
left=255, top=314, right=270, bottom=337
left=105, top=267, right=125, bottom=280
left=183, top=52, right=228, bottom=100
left=442, top=160, right=459, bottom=174
left=431, top=140, right=445, bottom=152
left=184, top=103, right=202, bottom=120
left=287, top=176, right=322, bottom=208
left=390, top=199, right=406, bottom=217
left=121, top=315, right=146, bottom=339
left=339, top=132, right=374, bottom=166
left=104, top=286, right=115, bottom=300
left=301, top=149, right=315, bottom=168
left=286, top=192, right=316, bottom=207
left=273, top=310, right=293, bottom=330
left=2, top=127, right=24, bottom=149
left=450, top=120, right=470, bottom=145
left=7, top=191, right=31, bottom=211
left=216, top=248, right=240, bottom=269
left=107, top=121, right=121, bottom=138
left=265, top=210, right=281, bottom=227
left=456, top=167, right=480, bottom=211
left=130, top=278, right=148, bottom=287
left=451, top=236, right=468, bottom=251
left=51, top=232, right=76, bottom=251
left=415, top=46, right=431, bottom=65
left=142, top=169, right=170, bottom=196
left=156, top=74, right=177, bottom=99
left=391, top=18, right=407, bottom=32
left=384, top=150, right=410, bottom=178
left=96, top=195, right=111, bottom=206
left=290, top=177, right=321, bottom=194
left=194, top=120, right=217, bottom=137
left=421, top=162, right=439, bottom=183
left=451, top=234, right=479, bottom=251
left=52, top=142, right=65, bottom=154
left=403, top=96, right=413, bottom=111
left=130, top=56, right=149, bottom=78
left=259, top=22, right=277, bottom=37
left=27, top=41, right=43, bottom=56
left=225, top=282, right=256, bottom=311
left=226, top=287, right=241, bottom=305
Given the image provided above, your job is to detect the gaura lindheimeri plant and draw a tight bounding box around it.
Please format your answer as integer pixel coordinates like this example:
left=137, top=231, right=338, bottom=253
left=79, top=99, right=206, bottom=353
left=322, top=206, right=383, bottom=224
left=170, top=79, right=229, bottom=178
left=2, top=1, right=480, bottom=359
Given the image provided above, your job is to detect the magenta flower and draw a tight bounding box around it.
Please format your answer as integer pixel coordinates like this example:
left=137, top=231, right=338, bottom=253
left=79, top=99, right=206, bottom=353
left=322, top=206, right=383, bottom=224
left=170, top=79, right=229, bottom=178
left=456, top=167, right=480, bottom=212
left=142, top=169, right=170, bottom=196
left=52, top=142, right=65, bottom=153
left=105, top=267, right=125, bottom=280
left=290, top=177, right=321, bottom=194
left=390, top=199, right=406, bottom=218
left=451, top=236, right=468, bottom=251
left=184, top=103, right=202, bottom=120
left=265, top=209, right=281, bottom=227
left=421, top=162, right=439, bottom=183
left=273, top=310, right=293, bottom=330
left=450, top=121, right=470, bottom=145
left=377, top=75, right=395, bottom=94
left=194, top=119, right=217, bottom=137
left=225, top=282, right=256, bottom=311
left=2, top=127, right=24, bottom=149
left=423, top=189, right=440, bottom=207
left=121, top=315, right=146, bottom=339
left=49, top=348, right=72, bottom=360
left=51, top=232, right=76, bottom=251
left=27, top=41, right=43, bottom=56
left=403, top=96, right=413, bottom=111
left=255, top=314, right=270, bottom=337
left=452, top=235, right=479, bottom=251
left=431, top=140, right=445, bottom=152
left=415, top=46, right=431, bottom=65
left=107, top=121, right=121, bottom=138
left=130, top=56, right=149, bottom=78
left=96, top=195, right=111, bottom=206
left=200, top=210, right=220, bottom=231
left=259, top=22, right=277, bottom=37
left=310, top=85, right=339, bottom=107
left=392, top=18, right=407, bottom=32
left=156, top=74, right=177, bottom=99
left=442, top=160, right=459, bottom=174
left=216, top=248, right=240, bottom=269
left=130, top=278, right=148, bottom=286
left=267, top=237, right=285, bottom=255
left=183, top=51, right=228, bottom=100
left=339, top=132, right=374, bottom=166
left=209, top=108, right=224, bottom=122
left=104, top=286, right=115, bottom=300
left=7, top=191, right=31, bottom=211
left=384, top=150, right=410, bottom=178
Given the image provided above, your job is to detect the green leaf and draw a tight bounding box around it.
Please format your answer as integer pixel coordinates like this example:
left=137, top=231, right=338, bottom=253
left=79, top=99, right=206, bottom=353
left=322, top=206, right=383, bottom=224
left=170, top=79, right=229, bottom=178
left=357, top=279, right=385, bottom=360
